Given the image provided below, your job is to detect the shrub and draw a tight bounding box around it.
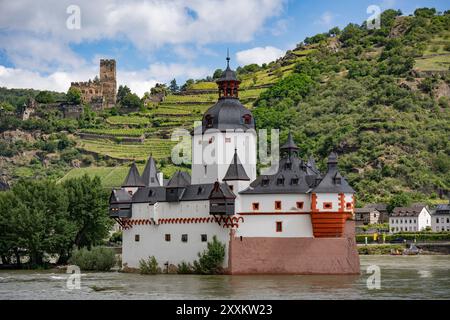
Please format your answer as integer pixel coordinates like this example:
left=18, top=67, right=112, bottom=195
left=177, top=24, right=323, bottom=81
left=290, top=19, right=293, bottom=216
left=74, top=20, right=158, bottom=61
left=192, top=236, right=225, bottom=275
left=139, top=256, right=160, bottom=275
left=69, top=247, right=116, bottom=271
left=177, top=261, right=193, bottom=274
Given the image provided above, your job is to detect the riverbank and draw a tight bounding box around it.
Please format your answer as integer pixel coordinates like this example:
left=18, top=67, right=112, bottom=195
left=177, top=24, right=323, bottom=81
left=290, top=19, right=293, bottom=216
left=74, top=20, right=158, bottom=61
left=357, top=242, right=450, bottom=255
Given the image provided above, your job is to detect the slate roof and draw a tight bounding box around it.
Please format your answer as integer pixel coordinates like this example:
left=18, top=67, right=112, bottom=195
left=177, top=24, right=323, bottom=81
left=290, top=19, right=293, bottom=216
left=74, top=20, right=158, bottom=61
left=201, top=98, right=255, bottom=133
left=167, top=171, right=191, bottom=187
left=391, top=205, right=427, bottom=217
left=365, top=203, right=388, bottom=212
left=240, top=154, right=314, bottom=194
left=355, top=207, right=380, bottom=214
left=312, top=152, right=355, bottom=194
left=110, top=189, right=132, bottom=203
left=216, top=55, right=239, bottom=83
left=130, top=182, right=235, bottom=203
left=280, top=132, right=299, bottom=153
left=122, top=162, right=145, bottom=187
left=434, top=202, right=450, bottom=215
left=141, top=156, right=160, bottom=187
left=223, top=149, right=250, bottom=181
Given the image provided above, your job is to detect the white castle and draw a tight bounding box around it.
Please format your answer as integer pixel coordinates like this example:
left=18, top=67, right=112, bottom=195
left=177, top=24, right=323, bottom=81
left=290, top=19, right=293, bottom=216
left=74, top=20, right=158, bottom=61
left=109, top=57, right=360, bottom=274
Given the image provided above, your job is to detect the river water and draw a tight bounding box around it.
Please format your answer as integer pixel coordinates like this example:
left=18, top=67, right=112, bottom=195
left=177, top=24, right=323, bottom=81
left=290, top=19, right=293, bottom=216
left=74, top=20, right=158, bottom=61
left=0, top=255, right=449, bottom=300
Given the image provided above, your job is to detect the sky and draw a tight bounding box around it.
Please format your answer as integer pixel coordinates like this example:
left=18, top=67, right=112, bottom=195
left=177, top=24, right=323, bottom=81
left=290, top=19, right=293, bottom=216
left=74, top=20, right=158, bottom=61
left=0, top=0, right=448, bottom=97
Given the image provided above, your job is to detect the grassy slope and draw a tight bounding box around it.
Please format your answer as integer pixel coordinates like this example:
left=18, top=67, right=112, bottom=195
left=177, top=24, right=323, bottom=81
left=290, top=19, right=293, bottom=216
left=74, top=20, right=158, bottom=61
left=64, top=14, right=450, bottom=196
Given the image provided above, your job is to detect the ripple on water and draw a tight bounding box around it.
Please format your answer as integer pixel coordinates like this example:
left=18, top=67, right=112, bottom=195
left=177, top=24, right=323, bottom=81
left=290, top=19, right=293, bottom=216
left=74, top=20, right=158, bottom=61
left=0, top=255, right=449, bottom=299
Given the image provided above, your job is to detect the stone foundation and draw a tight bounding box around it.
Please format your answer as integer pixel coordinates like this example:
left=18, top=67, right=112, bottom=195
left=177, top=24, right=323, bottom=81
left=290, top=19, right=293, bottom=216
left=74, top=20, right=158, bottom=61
left=228, top=220, right=360, bottom=275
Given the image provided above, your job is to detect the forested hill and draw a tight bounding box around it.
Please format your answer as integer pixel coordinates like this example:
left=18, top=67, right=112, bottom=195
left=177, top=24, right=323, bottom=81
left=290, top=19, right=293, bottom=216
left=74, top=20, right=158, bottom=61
left=0, top=8, right=449, bottom=206
left=252, top=8, right=450, bottom=204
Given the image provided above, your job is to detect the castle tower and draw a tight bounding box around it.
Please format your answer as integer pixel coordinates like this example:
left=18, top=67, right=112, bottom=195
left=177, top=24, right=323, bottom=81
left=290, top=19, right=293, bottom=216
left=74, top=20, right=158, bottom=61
left=191, top=53, right=257, bottom=184
left=100, top=59, right=117, bottom=108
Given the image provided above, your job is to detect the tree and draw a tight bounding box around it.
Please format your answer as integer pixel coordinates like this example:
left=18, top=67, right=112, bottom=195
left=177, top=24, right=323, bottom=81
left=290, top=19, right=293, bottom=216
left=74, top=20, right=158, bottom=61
left=66, top=87, right=82, bottom=104
left=0, top=101, right=15, bottom=113
left=35, top=91, right=55, bottom=104
left=212, top=68, right=223, bottom=79
left=122, top=92, right=143, bottom=109
left=117, top=85, right=131, bottom=105
left=387, top=193, right=412, bottom=213
left=180, top=79, right=194, bottom=91
left=328, top=27, right=341, bottom=37
left=169, top=79, right=179, bottom=93
left=7, top=179, right=76, bottom=266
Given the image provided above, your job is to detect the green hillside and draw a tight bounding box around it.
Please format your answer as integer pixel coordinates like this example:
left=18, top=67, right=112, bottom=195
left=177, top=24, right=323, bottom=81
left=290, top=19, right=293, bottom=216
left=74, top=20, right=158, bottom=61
left=1, top=8, right=449, bottom=203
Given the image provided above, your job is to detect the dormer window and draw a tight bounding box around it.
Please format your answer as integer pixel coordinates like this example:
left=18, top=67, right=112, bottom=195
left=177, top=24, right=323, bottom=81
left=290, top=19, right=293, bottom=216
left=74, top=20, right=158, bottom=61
left=205, top=115, right=213, bottom=128
left=285, top=162, right=292, bottom=170
left=261, top=177, right=269, bottom=187
left=148, top=190, right=153, bottom=197
left=243, top=114, right=252, bottom=125
left=197, top=186, right=203, bottom=195
left=334, top=178, right=341, bottom=185
left=276, top=177, right=284, bottom=186
left=291, top=178, right=299, bottom=185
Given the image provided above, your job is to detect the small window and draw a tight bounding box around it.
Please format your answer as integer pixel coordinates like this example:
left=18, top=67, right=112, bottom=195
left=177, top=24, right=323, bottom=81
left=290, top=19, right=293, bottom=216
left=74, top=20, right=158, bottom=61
left=243, top=114, right=252, bottom=125
left=201, top=234, right=207, bottom=242
left=128, top=190, right=133, bottom=195
left=165, top=234, right=171, bottom=242
left=276, top=177, right=284, bottom=186
left=296, top=202, right=304, bottom=209
left=225, top=137, right=231, bottom=143
left=323, top=202, right=332, bottom=210
left=346, top=202, right=352, bottom=209
left=205, top=115, right=213, bottom=128
left=261, top=177, right=269, bottom=187
left=275, top=201, right=282, bottom=210
left=334, top=178, right=341, bottom=185
left=197, top=187, right=203, bottom=195
left=291, top=178, right=298, bottom=184
left=229, top=185, right=234, bottom=191
left=148, top=190, right=154, bottom=196
left=276, top=221, right=282, bottom=232
left=252, top=202, right=260, bottom=211
left=135, top=234, right=140, bottom=242
left=181, top=234, right=188, bottom=243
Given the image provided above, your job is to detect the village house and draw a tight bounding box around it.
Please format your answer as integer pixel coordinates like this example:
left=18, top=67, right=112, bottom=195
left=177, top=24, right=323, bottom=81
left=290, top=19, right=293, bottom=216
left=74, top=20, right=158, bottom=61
left=389, top=204, right=431, bottom=233
left=431, top=202, right=450, bottom=232
left=354, top=207, right=382, bottom=226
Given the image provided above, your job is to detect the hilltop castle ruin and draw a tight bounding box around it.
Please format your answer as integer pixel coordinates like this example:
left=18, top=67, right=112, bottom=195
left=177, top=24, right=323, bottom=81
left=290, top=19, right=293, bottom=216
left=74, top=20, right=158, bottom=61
left=70, top=59, right=117, bottom=109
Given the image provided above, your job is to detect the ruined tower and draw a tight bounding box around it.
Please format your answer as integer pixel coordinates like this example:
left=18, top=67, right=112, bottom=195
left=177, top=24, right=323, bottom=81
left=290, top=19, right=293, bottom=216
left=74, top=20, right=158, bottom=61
left=100, top=59, right=117, bottom=108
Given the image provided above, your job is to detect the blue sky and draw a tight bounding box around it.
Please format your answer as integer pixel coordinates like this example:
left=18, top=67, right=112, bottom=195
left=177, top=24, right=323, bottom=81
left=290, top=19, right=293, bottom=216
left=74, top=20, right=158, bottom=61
left=0, top=0, right=448, bottom=96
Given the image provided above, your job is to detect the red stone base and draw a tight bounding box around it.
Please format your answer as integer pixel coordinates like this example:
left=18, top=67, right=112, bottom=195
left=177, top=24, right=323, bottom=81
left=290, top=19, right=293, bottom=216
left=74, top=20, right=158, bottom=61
left=227, top=221, right=360, bottom=275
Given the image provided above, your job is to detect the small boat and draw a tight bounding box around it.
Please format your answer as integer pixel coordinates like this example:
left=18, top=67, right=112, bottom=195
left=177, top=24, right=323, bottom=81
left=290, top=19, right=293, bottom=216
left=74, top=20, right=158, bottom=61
left=403, top=244, right=421, bottom=255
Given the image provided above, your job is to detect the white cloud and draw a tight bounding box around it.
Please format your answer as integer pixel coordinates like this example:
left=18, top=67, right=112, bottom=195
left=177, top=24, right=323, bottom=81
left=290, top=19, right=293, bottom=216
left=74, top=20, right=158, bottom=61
left=0, top=0, right=284, bottom=91
left=315, top=11, right=335, bottom=27
left=0, top=62, right=209, bottom=97
left=0, top=0, right=284, bottom=48
left=236, top=46, right=284, bottom=66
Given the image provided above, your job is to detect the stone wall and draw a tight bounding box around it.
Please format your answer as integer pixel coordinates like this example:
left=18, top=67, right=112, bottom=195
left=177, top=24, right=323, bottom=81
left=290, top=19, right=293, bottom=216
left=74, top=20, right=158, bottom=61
left=227, top=220, right=360, bottom=275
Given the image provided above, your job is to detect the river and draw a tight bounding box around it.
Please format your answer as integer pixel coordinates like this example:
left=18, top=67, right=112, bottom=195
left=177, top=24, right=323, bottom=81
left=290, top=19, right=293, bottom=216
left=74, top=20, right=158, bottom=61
left=0, top=255, right=449, bottom=300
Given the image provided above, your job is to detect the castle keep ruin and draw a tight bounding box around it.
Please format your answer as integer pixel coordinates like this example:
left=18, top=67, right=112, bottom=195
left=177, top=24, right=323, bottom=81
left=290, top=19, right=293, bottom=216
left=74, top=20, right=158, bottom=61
left=70, top=59, right=117, bottom=109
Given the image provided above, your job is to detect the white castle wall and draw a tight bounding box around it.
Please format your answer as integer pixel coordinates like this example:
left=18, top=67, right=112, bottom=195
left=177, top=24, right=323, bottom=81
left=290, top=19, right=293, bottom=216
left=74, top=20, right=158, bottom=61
left=122, top=200, right=230, bottom=269
left=192, top=130, right=257, bottom=184
left=236, top=194, right=313, bottom=238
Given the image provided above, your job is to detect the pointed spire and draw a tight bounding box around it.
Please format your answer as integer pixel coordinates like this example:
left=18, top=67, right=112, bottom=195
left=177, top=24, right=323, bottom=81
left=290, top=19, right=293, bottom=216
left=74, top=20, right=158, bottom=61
left=141, top=156, right=159, bottom=187
left=223, top=149, right=250, bottom=181
left=327, top=152, right=338, bottom=170
left=280, top=131, right=299, bottom=155
left=226, top=48, right=230, bottom=69
left=122, top=162, right=145, bottom=187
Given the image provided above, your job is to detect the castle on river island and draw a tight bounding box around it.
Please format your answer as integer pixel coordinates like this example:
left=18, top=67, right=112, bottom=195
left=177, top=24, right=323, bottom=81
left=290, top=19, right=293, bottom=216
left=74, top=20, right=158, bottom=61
left=109, top=57, right=360, bottom=274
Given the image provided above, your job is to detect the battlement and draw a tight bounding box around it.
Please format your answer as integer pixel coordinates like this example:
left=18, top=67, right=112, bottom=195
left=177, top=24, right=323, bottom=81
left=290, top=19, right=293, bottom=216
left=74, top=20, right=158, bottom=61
left=69, top=59, right=117, bottom=108
left=100, top=59, right=116, bottom=66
